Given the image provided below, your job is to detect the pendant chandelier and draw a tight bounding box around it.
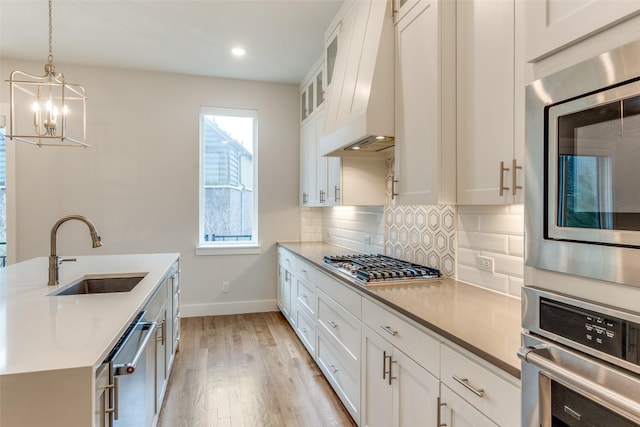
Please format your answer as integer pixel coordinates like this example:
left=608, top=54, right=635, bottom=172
left=6, top=0, right=88, bottom=147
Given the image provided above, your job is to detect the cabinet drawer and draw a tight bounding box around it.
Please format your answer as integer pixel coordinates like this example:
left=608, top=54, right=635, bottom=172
left=296, top=278, right=317, bottom=318
left=317, top=272, right=361, bottom=318
left=278, top=247, right=297, bottom=271
left=296, top=258, right=317, bottom=284
left=317, top=290, right=361, bottom=361
left=362, top=297, right=440, bottom=377
left=295, top=309, right=316, bottom=357
left=317, top=330, right=360, bottom=423
left=441, top=344, right=520, bottom=427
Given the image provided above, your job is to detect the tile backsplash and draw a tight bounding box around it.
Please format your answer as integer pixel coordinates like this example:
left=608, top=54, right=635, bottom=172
left=299, top=202, right=525, bottom=297
left=384, top=205, right=456, bottom=277
left=300, top=206, right=385, bottom=254
left=457, top=205, right=524, bottom=298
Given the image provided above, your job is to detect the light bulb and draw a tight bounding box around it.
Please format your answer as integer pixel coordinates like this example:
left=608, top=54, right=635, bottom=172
left=32, top=102, right=40, bottom=112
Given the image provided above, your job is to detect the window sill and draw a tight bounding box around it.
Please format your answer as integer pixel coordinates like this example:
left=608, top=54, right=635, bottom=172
left=196, top=244, right=261, bottom=256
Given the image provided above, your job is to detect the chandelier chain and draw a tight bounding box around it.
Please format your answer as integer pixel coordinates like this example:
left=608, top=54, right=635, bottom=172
left=48, top=0, right=53, bottom=64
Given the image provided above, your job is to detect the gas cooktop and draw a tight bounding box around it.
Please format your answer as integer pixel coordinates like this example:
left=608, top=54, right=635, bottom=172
left=323, top=254, right=441, bottom=284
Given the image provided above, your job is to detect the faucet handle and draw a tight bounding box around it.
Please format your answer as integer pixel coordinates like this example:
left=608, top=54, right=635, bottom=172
left=61, top=257, right=77, bottom=264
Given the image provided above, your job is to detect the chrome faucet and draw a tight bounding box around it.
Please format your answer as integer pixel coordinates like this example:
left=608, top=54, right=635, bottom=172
left=48, top=215, right=103, bottom=286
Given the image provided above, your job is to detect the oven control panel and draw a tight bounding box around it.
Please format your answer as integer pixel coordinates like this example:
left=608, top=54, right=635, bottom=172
left=540, top=297, right=640, bottom=365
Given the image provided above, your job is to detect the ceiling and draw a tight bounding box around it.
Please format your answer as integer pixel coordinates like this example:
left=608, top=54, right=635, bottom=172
left=0, top=0, right=343, bottom=84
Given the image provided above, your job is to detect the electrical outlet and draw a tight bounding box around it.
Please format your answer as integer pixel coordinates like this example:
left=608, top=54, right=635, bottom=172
left=477, top=255, right=495, bottom=273
left=222, top=281, right=230, bottom=293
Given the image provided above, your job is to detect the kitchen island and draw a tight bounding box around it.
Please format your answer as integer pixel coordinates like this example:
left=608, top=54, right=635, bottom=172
left=0, top=253, right=180, bottom=427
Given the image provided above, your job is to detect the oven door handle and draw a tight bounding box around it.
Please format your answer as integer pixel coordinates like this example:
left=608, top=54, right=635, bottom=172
left=518, top=345, right=640, bottom=420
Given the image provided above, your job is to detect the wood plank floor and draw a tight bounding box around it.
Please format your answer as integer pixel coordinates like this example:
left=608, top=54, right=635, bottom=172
left=157, top=312, right=358, bottom=427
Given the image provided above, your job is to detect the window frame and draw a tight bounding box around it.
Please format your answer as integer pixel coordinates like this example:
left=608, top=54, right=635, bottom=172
left=197, top=106, right=260, bottom=255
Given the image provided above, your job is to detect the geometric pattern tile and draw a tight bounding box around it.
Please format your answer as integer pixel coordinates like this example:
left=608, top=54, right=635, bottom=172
left=384, top=204, right=457, bottom=277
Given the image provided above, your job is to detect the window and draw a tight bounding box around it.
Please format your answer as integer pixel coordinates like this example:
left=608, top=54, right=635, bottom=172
left=198, top=107, right=258, bottom=254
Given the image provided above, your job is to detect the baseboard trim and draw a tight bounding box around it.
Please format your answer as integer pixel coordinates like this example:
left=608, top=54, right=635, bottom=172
left=181, top=299, right=278, bottom=317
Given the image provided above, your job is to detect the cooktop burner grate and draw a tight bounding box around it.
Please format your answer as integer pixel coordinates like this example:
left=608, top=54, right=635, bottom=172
left=323, top=254, right=441, bottom=283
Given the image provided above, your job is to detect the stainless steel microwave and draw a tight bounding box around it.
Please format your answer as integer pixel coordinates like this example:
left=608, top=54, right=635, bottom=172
left=526, top=39, right=640, bottom=286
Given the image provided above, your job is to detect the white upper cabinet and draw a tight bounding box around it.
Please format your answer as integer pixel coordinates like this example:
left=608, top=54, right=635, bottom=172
left=393, top=0, right=427, bottom=24
left=525, top=0, right=640, bottom=62
left=393, top=0, right=456, bottom=205
left=456, top=0, right=524, bottom=205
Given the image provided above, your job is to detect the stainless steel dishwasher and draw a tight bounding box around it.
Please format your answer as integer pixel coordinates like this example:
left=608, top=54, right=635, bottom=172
left=106, top=311, right=157, bottom=427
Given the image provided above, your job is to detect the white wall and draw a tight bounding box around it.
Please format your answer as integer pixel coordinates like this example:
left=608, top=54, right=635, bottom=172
left=0, top=59, right=301, bottom=316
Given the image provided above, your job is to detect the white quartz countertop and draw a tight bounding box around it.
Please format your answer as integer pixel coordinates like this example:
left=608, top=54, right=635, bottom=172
left=0, top=253, right=179, bottom=375
left=279, top=242, right=522, bottom=378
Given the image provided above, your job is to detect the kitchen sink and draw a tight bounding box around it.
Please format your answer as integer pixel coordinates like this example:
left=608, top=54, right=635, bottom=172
left=51, top=273, right=148, bottom=296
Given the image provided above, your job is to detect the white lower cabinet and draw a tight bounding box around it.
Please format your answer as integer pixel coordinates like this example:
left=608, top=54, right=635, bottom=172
left=440, top=384, right=497, bottom=427
left=361, top=325, right=440, bottom=427
left=316, top=273, right=362, bottom=424
left=317, top=329, right=361, bottom=423
left=440, top=344, right=520, bottom=427
left=95, top=363, right=111, bottom=427
left=277, top=248, right=296, bottom=327
left=276, top=247, right=520, bottom=427
left=296, top=308, right=316, bottom=357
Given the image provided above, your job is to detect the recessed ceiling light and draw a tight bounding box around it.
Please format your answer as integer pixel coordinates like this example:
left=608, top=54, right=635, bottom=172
left=231, top=47, right=246, bottom=57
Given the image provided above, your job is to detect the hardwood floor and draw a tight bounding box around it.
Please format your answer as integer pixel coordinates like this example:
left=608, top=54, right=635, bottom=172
left=158, top=312, right=358, bottom=427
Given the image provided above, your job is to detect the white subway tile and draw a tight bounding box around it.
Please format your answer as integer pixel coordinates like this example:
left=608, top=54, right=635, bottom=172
left=509, top=235, right=524, bottom=257
left=458, top=231, right=509, bottom=253
left=458, top=205, right=511, bottom=215
left=457, top=265, right=510, bottom=294
left=479, top=214, right=524, bottom=235
left=492, top=253, right=524, bottom=278
left=457, top=213, right=481, bottom=232
left=508, top=277, right=524, bottom=298
left=457, top=247, right=478, bottom=268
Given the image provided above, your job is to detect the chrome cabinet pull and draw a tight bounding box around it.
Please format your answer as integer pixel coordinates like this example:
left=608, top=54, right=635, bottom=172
left=302, top=192, right=308, bottom=204
left=391, top=175, right=399, bottom=200
left=499, top=161, right=510, bottom=196
left=300, top=292, right=308, bottom=298
left=388, top=357, right=397, bottom=385
left=437, top=396, right=447, bottom=427
left=334, top=185, right=341, bottom=201
left=381, top=351, right=396, bottom=385
left=512, top=158, right=523, bottom=196
left=319, top=190, right=326, bottom=203
left=328, top=320, right=338, bottom=329
left=452, top=375, right=484, bottom=397
left=380, top=325, right=398, bottom=336
left=329, top=364, right=339, bottom=374
left=382, top=350, right=389, bottom=380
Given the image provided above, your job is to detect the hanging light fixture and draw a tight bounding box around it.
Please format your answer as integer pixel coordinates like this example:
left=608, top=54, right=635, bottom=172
left=6, top=0, right=88, bottom=147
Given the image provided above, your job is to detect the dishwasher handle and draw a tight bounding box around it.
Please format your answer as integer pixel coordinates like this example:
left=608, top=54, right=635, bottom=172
left=113, top=321, right=157, bottom=376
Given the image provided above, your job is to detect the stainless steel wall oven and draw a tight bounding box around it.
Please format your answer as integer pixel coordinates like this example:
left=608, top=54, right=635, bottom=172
left=526, top=38, right=640, bottom=286
left=520, top=286, right=640, bottom=426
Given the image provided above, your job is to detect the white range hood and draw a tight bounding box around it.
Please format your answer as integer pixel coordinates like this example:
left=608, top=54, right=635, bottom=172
left=319, top=0, right=394, bottom=157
